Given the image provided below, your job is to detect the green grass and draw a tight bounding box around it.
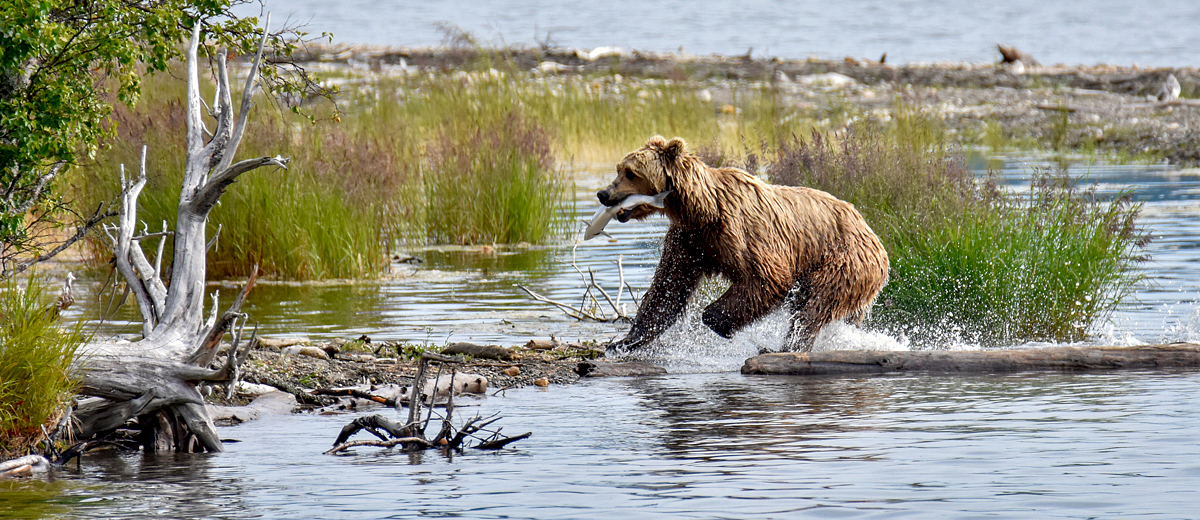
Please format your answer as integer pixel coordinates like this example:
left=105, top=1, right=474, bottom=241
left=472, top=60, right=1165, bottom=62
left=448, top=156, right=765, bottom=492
left=0, top=273, right=85, bottom=457
left=768, top=116, right=1147, bottom=346
left=877, top=173, right=1145, bottom=345
left=423, top=111, right=566, bottom=244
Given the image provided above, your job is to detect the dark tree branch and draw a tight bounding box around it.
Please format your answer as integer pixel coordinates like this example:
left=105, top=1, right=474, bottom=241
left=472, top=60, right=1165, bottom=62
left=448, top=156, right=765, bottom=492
left=1, top=200, right=116, bottom=279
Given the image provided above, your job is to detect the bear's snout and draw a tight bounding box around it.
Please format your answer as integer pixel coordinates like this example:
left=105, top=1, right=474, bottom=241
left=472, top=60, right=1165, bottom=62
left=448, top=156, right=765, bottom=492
left=597, top=189, right=622, bottom=207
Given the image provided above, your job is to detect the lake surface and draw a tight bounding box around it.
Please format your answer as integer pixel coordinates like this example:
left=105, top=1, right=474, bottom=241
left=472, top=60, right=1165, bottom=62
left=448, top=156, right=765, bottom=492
left=21, top=156, right=1200, bottom=518
left=247, top=0, right=1200, bottom=67
left=11, top=370, right=1200, bottom=519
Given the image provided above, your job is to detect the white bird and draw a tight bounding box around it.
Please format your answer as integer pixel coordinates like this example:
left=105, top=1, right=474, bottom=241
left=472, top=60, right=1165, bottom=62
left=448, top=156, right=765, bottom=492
left=54, top=272, right=76, bottom=312
left=1157, top=73, right=1181, bottom=102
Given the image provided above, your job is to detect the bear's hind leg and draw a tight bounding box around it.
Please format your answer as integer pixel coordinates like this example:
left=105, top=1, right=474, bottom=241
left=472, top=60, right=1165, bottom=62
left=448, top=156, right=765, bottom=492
left=782, top=281, right=833, bottom=352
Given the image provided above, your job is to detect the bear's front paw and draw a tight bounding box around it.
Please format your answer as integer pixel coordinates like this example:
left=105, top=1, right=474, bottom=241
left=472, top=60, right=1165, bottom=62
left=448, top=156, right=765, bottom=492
left=606, top=335, right=648, bottom=356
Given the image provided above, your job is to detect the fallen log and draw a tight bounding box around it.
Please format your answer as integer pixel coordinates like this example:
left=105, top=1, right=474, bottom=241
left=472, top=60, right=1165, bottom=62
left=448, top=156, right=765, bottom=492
left=0, top=455, right=50, bottom=478
left=741, top=343, right=1200, bottom=376
left=442, top=342, right=517, bottom=361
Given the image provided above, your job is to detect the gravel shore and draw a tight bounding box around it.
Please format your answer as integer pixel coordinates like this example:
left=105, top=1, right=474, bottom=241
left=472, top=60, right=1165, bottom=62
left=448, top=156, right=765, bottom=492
left=294, top=44, right=1200, bottom=164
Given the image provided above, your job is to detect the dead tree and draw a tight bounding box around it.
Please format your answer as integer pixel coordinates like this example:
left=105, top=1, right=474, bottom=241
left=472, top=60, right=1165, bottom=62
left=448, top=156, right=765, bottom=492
left=71, top=19, right=287, bottom=453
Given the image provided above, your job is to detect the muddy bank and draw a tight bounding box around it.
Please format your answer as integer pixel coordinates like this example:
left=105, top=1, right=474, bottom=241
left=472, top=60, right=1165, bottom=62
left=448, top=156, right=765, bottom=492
left=205, top=336, right=653, bottom=417
left=294, top=44, right=1200, bottom=164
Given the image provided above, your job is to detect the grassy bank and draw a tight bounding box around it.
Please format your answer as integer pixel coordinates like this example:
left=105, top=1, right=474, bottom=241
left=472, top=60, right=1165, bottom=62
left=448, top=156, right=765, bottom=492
left=0, top=274, right=84, bottom=458
left=766, top=122, right=1147, bottom=346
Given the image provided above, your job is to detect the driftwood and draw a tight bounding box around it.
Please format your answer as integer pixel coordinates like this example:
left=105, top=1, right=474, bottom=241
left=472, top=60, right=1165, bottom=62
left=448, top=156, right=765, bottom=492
left=741, top=343, right=1200, bottom=376
left=442, top=342, right=517, bottom=361
left=69, top=18, right=288, bottom=453
left=0, top=455, right=50, bottom=478
left=325, top=352, right=530, bottom=455
left=313, top=388, right=399, bottom=408
left=207, top=391, right=297, bottom=425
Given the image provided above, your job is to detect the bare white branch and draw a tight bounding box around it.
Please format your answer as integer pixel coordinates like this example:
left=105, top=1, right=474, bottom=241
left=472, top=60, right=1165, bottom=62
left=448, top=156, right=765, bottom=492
left=216, top=13, right=271, bottom=175
left=183, top=22, right=206, bottom=191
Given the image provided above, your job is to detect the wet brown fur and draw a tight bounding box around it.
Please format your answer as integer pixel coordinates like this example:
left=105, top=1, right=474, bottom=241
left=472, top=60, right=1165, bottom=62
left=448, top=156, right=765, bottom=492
left=600, top=136, right=890, bottom=352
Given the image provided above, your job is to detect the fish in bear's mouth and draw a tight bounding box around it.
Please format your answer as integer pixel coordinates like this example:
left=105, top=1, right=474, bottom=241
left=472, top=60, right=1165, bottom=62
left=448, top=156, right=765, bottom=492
left=583, top=190, right=672, bottom=240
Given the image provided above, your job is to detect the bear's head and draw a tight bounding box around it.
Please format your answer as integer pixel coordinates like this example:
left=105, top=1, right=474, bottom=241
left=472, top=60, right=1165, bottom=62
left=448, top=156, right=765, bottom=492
left=597, top=136, right=687, bottom=222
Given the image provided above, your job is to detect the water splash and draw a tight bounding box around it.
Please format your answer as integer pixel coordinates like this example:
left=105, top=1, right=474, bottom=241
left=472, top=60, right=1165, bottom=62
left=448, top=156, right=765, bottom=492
left=619, top=310, right=758, bottom=373
left=1162, top=306, right=1200, bottom=344
left=1092, top=322, right=1147, bottom=347
left=620, top=307, right=909, bottom=373
left=809, top=321, right=911, bottom=352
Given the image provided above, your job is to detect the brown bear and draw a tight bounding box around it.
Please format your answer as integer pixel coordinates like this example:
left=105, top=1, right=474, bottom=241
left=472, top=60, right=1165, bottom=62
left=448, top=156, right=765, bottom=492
left=600, top=136, right=889, bottom=353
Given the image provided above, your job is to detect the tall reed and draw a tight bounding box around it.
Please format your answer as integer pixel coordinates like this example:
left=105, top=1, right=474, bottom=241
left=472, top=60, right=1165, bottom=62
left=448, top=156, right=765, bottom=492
left=423, top=111, right=565, bottom=245
left=0, top=274, right=85, bottom=457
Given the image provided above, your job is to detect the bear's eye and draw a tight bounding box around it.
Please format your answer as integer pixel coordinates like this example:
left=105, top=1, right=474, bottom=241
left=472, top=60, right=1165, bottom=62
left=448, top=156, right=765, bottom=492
left=624, top=168, right=635, bottom=180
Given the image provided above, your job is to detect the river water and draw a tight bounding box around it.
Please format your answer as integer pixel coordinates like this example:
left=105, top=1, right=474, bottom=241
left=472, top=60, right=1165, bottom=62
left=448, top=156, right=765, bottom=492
left=246, top=0, right=1200, bottom=67
left=14, top=156, right=1200, bottom=518
left=9, top=371, right=1200, bottom=518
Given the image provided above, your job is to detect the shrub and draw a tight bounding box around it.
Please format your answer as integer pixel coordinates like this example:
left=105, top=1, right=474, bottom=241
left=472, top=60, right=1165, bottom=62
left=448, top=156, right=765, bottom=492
left=0, top=274, right=84, bottom=457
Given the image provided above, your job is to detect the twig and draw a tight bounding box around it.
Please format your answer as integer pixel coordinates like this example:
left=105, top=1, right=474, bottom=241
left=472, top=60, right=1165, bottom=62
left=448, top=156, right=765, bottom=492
left=475, top=432, right=532, bottom=450
left=517, top=242, right=638, bottom=322
left=587, top=267, right=623, bottom=318
left=324, top=437, right=433, bottom=455
left=619, top=255, right=641, bottom=307
left=515, top=284, right=603, bottom=321
left=312, top=388, right=397, bottom=407
left=615, top=254, right=625, bottom=309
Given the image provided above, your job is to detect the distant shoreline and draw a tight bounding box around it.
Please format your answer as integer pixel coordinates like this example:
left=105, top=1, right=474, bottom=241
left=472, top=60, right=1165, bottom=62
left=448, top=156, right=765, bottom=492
left=286, top=44, right=1200, bottom=165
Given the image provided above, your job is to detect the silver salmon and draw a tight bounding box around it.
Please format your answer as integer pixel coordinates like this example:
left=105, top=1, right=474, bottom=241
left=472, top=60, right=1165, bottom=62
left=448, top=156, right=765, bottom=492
left=583, top=190, right=672, bottom=240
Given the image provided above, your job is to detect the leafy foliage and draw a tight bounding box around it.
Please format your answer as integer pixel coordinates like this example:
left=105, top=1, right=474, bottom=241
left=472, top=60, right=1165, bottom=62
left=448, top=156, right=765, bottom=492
left=0, top=0, right=323, bottom=277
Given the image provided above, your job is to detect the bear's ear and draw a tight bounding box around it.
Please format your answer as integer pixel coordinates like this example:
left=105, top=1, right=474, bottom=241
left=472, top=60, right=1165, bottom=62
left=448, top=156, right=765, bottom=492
left=661, top=137, right=688, bottom=163
left=645, top=135, right=667, bottom=148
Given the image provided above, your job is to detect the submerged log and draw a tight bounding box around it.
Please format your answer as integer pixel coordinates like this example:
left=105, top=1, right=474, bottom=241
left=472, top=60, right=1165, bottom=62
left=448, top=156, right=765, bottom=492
left=741, top=343, right=1200, bottom=376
